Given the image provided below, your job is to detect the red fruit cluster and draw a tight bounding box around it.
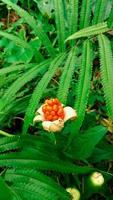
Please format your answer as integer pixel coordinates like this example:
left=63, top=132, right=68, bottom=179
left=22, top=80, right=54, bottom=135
left=42, top=98, right=65, bottom=121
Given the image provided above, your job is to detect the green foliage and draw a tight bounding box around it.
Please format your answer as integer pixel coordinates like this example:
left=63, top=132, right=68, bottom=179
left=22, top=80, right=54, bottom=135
left=67, top=40, right=92, bottom=147
left=66, top=125, right=107, bottom=160
left=0, top=0, right=113, bottom=199
left=0, top=60, right=50, bottom=113
left=66, top=22, right=109, bottom=41
left=74, top=40, right=92, bottom=127
left=68, top=0, right=78, bottom=35
left=0, top=135, right=93, bottom=174
left=98, top=34, right=113, bottom=120
left=0, top=63, right=36, bottom=76
left=79, top=0, right=92, bottom=29
left=4, top=169, right=70, bottom=200
left=0, top=135, right=21, bottom=152
left=108, top=5, right=113, bottom=28
left=53, top=0, right=65, bottom=52
left=0, top=176, right=14, bottom=200
left=57, top=48, right=77, bottom=104
left=93, top=0, right=108, bottom=24
left=91, top=147, right=113, bottom=163
left=0, top=30, right=31, bottom=49
left=1, top=0, right=56, bottom=57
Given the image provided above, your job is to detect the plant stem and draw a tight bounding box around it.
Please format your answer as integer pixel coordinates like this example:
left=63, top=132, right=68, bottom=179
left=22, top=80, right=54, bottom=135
left=0, top=130, right=14, bottom=137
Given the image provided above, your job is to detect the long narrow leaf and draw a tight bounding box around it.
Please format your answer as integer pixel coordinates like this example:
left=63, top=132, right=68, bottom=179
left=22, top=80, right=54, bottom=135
left=65, top=22, right=109, bottom=41
left=5, top=169, right=70, bottom=200
left=93, top=0, right=108, bottom=24
left=0, top=63, right=36, bottom=76
left=69, top=0, right=78, bottom=35
left=98, top=34, right=113, bottom=120
left=0, top=152, right=93, bottom=174
left=53, top=0, right=65, bottom=52
left=67, top=39, right=92, bottom=147
left=108, top=5, right=113, bottom=28
left=79, top=0, right=92, bottom=29
left=57, top=47, right=77, bottom=104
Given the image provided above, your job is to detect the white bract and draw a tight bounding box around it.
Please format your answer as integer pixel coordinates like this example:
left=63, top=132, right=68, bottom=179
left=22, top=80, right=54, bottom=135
left=33, top=104, right=77, bottom=132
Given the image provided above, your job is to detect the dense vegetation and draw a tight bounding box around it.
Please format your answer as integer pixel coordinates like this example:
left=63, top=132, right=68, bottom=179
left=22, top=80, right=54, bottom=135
left=0, top=0, right=113, bottom=199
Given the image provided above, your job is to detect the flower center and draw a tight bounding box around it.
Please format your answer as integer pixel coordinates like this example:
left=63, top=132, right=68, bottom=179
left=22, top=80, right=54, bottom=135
left=42, top=98, right=65, bottom=121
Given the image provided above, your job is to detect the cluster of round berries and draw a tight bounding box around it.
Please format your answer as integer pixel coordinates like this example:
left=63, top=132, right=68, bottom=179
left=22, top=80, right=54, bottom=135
left=42, top=98, right=65, bottom=121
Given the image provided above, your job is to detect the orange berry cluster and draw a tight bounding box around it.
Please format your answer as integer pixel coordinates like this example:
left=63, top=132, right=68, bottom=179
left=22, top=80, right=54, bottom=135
left=42, top=98, right=65, bottom=121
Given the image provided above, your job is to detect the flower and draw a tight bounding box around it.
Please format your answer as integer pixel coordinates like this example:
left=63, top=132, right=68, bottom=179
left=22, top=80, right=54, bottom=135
left=66, top=188, right=80, bottom=200
left=33, top=98, right=77, bottom=132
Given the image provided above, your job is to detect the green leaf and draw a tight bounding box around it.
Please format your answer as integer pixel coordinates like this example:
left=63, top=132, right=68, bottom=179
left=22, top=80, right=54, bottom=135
left=68, top=0, right=78, bottom=35
left=53, top=0, right=66, bottom=51
left=5, top=169, right=70, bottom=200
left=0, top=151, right=93, bottom=174
left=79, top=0, right=92, bottom=29
left=98, top=34, right=113, bottom=120
left=74, top=40, right=92, bottom=126
left=0, top=63, right=36, bottom=76
left=0, top=176, right=14, bottom=200
left=93, top=0, right=108, bottom=24
left=90, top=147, right=113, bottom=163
left=108, top=5, right=113, bottom=28
left=66, top=126, right=107, bottom=160
left=67, top=40, right=92, bottom=147
left=57, top=47, right=77, bottom=104
left=0, top=135, right=21, bottom=153
left=65, top=22, right=109, bottom=41
left=0, top=135, right=93, bottom=174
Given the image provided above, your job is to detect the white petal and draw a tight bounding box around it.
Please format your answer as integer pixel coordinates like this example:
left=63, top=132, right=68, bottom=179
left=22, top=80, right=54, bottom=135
left=64, top=107, right=77, bottom=122
left=42, top=121, right=53, bottom=132
left=42, top=119, right=64, bottom=132
left=36, top=105, right=44, bottom=115
left=33, top=115, right=44, bottom=123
